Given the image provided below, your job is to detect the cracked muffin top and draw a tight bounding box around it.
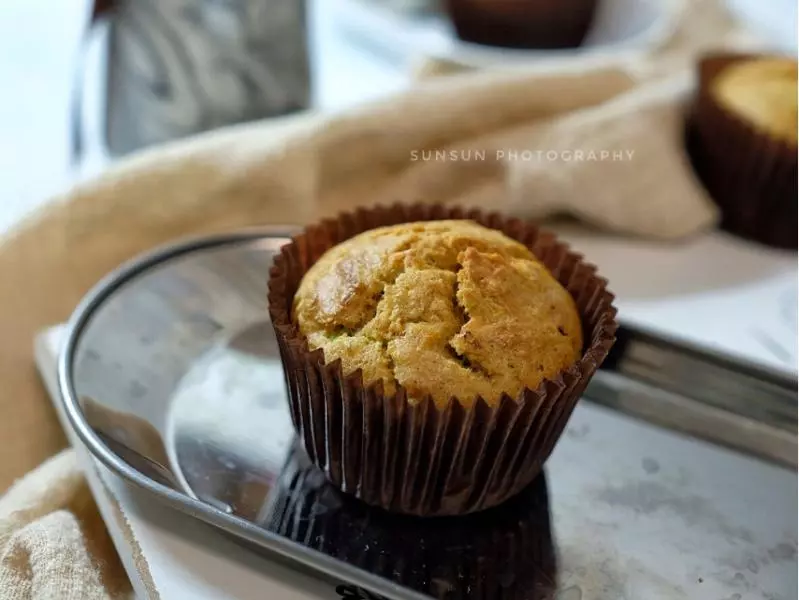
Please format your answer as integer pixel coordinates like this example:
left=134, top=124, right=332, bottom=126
left=712, top=57, right=797, bottom=144
left=292, top=220, right=582, bottom=407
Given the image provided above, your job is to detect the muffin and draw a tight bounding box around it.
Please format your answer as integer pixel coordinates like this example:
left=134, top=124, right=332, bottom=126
left=268, top=204, right=617, bottom=516
left=713, top=58, right=797, bottom=144
left=445, top=0, right=598, bottom=50
left=293, top=220, right=583, bottom=408
left=687, top=54, right=798, bottom=249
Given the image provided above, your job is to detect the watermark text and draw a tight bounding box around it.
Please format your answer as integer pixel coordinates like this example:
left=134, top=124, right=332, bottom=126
left=410, top=149, right=635, bottom=162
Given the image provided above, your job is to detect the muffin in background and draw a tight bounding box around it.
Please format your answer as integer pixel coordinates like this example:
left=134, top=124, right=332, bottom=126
left=445, top=0, right=598, bottom=49
left=687, top=54, right=798, bottom=249
left=713, top=58, right=797, bottom=144
left=268, top=204, right=617, bottom=517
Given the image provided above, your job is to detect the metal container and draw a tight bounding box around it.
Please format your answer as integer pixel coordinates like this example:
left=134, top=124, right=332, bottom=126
left=97, top=0, right=310, bottom=156
left=371, top=0, right=441, bottom=15
left=57, top=231, right=797, bottom=600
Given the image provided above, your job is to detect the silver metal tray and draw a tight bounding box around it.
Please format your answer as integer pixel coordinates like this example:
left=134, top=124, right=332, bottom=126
left=57, top=231, right=798, bottom=600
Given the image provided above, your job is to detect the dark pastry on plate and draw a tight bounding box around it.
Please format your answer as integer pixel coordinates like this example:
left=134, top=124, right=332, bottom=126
left=268, top=204, right=616, bottom=516
left=445, top=0, right=598, bottom=49
left=687, top=54, right=798, bottom=249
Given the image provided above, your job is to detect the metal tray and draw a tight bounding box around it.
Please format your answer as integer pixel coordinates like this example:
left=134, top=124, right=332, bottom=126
left=58, top=231, right=798, bottom=600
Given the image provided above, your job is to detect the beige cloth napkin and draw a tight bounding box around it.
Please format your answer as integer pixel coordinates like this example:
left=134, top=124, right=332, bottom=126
left=0, top=452, right=129, bottom=599
left=0, top=1, right=762, bottom=597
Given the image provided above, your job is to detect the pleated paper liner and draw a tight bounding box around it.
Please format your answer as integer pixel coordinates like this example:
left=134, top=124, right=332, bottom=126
left=261, top=443, right=558, bottom=600
left=686, top=53, right=798, bottom=250
left=268, top=204, right=617, bottom=516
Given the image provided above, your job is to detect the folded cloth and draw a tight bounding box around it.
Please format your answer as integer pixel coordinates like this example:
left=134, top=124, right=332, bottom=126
left=506, top=73, right=718, bottom=237
left=0, top=451, right=130, bottom=599
left=376, top=71, right=718, bottom=238
left=0, top=0, right=768, bottom=596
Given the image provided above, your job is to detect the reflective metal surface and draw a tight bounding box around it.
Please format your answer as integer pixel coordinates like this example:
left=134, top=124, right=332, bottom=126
left=607, top=325, right=797, bottom=432
left=59, top=232, right=798, bottom=600
left=590, top=325, right=798, bottom=467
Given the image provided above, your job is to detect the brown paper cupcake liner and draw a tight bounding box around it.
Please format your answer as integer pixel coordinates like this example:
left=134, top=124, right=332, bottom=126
left=268, top=204, right=617, bottom=516
left=686, top=53, right=798, bottom=250
left=262, top=443, right=557, bottom=600
left=445, top=0, right=597, bottom=50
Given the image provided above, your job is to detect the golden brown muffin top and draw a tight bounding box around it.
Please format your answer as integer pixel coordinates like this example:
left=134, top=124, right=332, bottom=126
left=293, top=220, right=583, bottom=408
left=712, top=57, right=798, bottom=144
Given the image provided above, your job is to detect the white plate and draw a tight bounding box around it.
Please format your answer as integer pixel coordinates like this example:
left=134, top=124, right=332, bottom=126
left=331, top=0, right=683, bottom=67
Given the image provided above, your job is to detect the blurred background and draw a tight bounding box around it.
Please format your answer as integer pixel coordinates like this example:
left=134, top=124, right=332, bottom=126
left=0, top=0, right=795, bottom=234
left=0, top=0, right=409, bottom=233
